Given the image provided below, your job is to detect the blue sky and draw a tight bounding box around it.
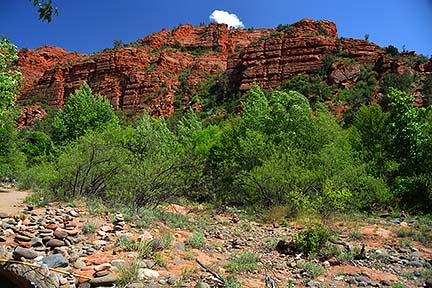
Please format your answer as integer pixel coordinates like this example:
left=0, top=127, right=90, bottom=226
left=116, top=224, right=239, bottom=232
left=1, top=0, right=431, bottom=56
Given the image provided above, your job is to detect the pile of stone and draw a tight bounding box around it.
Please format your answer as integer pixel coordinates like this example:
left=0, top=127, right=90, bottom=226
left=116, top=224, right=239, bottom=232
left=0, top=207, right=121, bottom=287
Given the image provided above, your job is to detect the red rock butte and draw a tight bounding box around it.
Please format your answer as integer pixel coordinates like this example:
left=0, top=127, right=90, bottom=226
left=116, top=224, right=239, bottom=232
left=17, top=18, right=430, bottom=116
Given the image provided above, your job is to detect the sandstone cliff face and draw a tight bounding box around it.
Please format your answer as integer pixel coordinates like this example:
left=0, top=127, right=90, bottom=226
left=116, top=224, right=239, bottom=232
left=18, top=19, right=396, bottom=116
left=18, top=46, right=83, bottom=92
left=19, top=23, right=270, bottom=116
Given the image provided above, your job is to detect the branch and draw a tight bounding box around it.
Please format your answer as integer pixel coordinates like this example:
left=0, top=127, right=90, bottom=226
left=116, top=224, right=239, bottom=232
left=196, top=259, right=225, bottom=286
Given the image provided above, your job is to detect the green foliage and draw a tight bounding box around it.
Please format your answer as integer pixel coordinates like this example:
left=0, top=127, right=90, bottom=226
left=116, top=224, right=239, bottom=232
left=225, top=251, right=259, bottom=273
left=380, top=71, right=414, bottom=95
left=384, top=45, right=399, bottom=57
left=276, top=24, right=296, bottom=32
left=292, top=222, right=331, bottom=256
left=33, top=0, right=58, bottom=22
left=280, top=74, right=333, bottom=106
left=19, top=130, right=55, bottom=165
left=82, top=223, right=97, bottom=234
left=297, top=260, right=325, bottom=278
left=187, top=232, right=206, bottom=249
left=52, top=83, right=119, bottom=144
left=0, top=113, right=25, bottom=178
left=0, top=37, right=24, bottom=177
left=112, top=39, right=124, bottom=49
left=0, top=36, right=23, bottom=118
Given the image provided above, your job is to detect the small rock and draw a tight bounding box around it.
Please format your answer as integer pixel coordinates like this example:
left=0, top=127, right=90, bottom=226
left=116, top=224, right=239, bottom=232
left=4, top=229, right=14, bottom=237
left=13, top=246, right=38, bottom=260
left=59, top=277, right=68, bottom=285
left=143, top=259, right=156, bottom=269
left=54, top=228, right=68, bottom=240
left=99, top=225, right=114, bottom=233
left=94, top=263, right=111, bottom=271
left=167, top=274, right=178, bottom=284
left=89, top=273, right=118, bottom=285
left=138, top=268, right=160, bottom=280
left=46, top=239, right=65, bottom=247
left=78, top=283, right=91, bottom=288
left=408, top=260, right=423, bottom=267
left=74, top=261, right=86, bottom=269
left=306, top=280, right=317, bottom=287
left=127, top=283, right=145, bottom=288
left=92, top=239, right=107, bottom=247
left=42, top=254, right=69, bottom=268
left=69, top=210, right=80, bottom=217
left=15, top=234, right=31, bottom=242
left=30, top=237, right=44, bottom=247
left=174, top=242, right=185, bottom=251
left=173, top=259, right=185, bottom=265
left=194, top=282, right=210, bottom=288
left=94, top=270, right=110, bottom=277
left=111, top=259, right=127, bottom=268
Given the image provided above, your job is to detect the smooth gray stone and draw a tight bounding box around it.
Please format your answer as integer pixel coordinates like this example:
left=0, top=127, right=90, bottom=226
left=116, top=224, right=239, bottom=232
left=89, top=273, right=118, bottom=285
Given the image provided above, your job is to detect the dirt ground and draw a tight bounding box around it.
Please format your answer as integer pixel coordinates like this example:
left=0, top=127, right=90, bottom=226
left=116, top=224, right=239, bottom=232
left=0, top=187, right=29, bottom=215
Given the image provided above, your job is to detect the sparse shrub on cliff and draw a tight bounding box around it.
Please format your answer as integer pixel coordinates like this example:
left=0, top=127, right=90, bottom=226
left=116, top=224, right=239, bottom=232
left=113, top=39, right=124, bottom=49
left=276, top=24, right=296, bottom=32
left=384, top=45, right=399, bottom=57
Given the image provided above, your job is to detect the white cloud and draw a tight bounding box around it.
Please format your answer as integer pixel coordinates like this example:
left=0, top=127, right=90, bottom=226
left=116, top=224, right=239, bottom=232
left=209, top=10, right=244, bottom=28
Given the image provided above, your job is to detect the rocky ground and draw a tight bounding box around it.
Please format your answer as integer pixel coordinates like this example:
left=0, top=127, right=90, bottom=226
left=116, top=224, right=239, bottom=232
left=0, top=187, right=431, bottom=288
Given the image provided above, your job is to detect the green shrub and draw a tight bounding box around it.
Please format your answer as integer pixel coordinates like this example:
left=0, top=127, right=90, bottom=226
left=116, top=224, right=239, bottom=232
left=225, top=252, right=259, bottom=273
left=187, top=232, right=206, bottom=249
left=297, top=260, right=325, bottom=278
left=293, top=222, right=331, bottom=256
left=82, top=223, right=97, bottom=234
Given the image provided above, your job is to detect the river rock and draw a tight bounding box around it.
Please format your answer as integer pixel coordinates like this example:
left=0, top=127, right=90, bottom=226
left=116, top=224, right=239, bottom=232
left=138, top=268, right=160, bottom=280
left=42, top=254, right=69, bottom=268
left=13, top=246, right=38, bottom=259
left=54, top=228, right=69, bottom=239
left=31, top=237, right=44, bottom=247
left=46, top=239, right=65, bottom=247
left=89, top=273, right=118, bottom=285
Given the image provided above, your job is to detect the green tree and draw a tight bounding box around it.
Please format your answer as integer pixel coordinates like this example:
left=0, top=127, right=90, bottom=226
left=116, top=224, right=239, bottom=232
left=0, top=36, right=22, bottom=119
left=352, top=104, right=392, bottom=177
left=52, top=83, right=119, bottom=144
left=0, top=37, right=25, bottom=177
left=387, top=87, right=427, bottom=174
left=386, top=88, right=432, bottom=211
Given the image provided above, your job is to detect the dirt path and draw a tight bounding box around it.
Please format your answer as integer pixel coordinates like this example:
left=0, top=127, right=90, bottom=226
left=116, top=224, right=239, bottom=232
left=0, top=186, right=29, bottom=215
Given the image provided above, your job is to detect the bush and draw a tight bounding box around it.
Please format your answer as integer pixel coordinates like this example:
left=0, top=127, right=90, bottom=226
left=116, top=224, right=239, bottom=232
left=225, top=252, right=259, bottom=273
left=187, top=232, right=206, bottom=249
left=384, top=45, right=399, bottom=57
left=292, top=222, right=331, bottom=256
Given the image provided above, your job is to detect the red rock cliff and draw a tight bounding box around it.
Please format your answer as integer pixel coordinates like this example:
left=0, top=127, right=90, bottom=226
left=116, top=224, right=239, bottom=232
left=18, top=19, right=389, bottom=116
